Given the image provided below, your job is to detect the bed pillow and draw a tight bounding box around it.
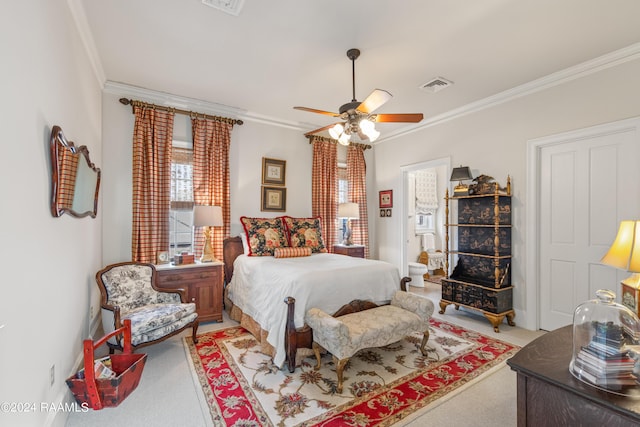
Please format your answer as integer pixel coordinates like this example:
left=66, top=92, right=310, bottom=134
left=274, top=247, right=312, bottom=258
left=240, top=232, right=249, bottom=254
left=240, top=216, right=289, bottom=256
left=283, top=216, right=327, bottom=253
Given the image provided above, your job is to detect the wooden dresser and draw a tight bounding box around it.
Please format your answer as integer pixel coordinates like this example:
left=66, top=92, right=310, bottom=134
left=155, top=261, right=223, bottom=323
left=507, top=325, right=640, bottom=426
left=333, top=244, right=365, bottom=258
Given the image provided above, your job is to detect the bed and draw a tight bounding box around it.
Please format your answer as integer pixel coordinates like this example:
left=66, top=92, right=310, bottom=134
left=223, top=236, right=409, bottom=371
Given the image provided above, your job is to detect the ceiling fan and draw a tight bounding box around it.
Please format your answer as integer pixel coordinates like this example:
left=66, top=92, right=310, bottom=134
left=294, top=48, right=423, bottom=145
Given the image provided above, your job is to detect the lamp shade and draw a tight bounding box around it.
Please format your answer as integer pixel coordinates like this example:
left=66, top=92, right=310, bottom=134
left=338, top=202, right=359, bottom=219
left=450, top=166, right=473, bottom=182
left=601, top=220, right=640, bottom=272
left=193, top=205, right=223, bottom=227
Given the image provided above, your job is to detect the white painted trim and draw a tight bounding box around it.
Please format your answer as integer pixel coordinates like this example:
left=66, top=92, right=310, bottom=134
left=380, top=42, right=640, bottom=144
left=525, top=116, right=640, bottom=331
left=95, top=35, right=640, bottom=141
left=66, top=0, right=105, bottom=86
left=400, top=157, right=451, bottom=279
left=104, top=81, right=310, bottom=131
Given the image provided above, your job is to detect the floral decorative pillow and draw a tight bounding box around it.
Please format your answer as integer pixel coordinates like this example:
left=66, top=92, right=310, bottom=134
left=240, top=216, right=289, bottom=256
left=283, top=216, right=327, bottom=253
left=274, top=247, right=312, bottom=258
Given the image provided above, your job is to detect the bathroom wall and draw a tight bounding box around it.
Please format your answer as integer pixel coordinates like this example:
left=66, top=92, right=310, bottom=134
left=406, top=164, right=448, bottom=265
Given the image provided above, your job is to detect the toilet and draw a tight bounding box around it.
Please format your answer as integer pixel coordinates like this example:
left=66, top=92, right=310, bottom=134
left=408, top=262, right=429, bottom=287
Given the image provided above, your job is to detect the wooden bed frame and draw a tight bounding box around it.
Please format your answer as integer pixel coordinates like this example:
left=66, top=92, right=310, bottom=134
left=223, top=236, right=410, bottom=372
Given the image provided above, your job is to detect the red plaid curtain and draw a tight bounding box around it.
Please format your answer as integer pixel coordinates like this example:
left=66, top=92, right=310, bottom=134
left=191, top=116, right=233, bottom=261
left=347, top=144, right=370, bottom=258
left=131, top=105, right=175, bottom=262
left=311, top=136, right=338, bottom=251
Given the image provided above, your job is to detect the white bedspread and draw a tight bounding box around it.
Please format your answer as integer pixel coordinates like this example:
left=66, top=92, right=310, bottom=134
left=227, top=253, right=401, bottom=367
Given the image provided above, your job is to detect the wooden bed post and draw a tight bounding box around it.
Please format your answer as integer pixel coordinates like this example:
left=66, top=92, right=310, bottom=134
left=284, top=297, right=297, bottom=373
left=401, top=276, right=410, bottom=291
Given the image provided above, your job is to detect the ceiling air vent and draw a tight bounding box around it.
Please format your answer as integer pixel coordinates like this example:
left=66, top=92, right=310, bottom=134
left=201, top=0, right=245, bottom=16
left=420, top=77, right=454, bottom=93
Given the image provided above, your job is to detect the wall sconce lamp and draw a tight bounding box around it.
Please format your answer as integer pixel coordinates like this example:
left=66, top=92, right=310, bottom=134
left=338, top=202, right=359, bottom=245
left=450, top=166, right=473, bottom=196
left=194, top=205, right=223, bottom=262
left=601, top=220, right=640, bottom=315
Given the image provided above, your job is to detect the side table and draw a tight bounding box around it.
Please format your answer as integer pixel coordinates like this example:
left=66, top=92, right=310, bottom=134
left=507, top=325, right=640, bottom=426
left=155, top=260, right=224, bottom=323
left=333, top=244, right=365, bottom=258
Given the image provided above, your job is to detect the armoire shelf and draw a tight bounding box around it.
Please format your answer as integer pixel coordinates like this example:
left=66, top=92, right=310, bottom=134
left=439, top=176, right=516, bottom=332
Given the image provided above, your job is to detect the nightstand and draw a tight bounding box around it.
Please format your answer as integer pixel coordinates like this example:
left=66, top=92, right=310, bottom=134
left=155, top=260, right=224, bottom=322
left=333, top=244, right=365, bottom=258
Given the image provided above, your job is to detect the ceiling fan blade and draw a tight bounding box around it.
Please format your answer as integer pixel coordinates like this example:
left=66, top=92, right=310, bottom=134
left=294, top=106, right=340, bottom=117
left=374, top=113, right=424, bottom=123
left=304, top=122, right=343, bottom=137
left=357, top=89, right=392, bottom=114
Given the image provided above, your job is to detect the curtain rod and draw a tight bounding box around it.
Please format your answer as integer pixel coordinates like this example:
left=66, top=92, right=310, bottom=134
left=119, top=98, right=243, bottom=126
left=306, top=135, right=371, bottom=150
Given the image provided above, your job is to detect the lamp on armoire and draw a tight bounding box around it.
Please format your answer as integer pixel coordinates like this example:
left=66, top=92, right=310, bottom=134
left=194, top=205, right=223, bottom=262
left=601, top=220, right=640, bottom=315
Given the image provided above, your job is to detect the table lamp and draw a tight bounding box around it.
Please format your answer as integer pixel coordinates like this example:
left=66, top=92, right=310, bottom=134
left=450, top=166, right=473, bottom=196
left=194, top=205, right=223, bottom=262
left=338, top=202, right=359, bottom=246
left=601, top=220, right=640, bottom=315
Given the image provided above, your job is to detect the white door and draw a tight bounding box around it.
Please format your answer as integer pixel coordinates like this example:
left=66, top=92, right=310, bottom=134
left=538, top=119, right=640, bottom=331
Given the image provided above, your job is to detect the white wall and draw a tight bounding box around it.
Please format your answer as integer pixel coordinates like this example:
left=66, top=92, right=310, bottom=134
left=373, top=57, right=640, bottom=329
left=101, top=91, right=315, bottom=264
left=0, top=2, right=102, bottom=426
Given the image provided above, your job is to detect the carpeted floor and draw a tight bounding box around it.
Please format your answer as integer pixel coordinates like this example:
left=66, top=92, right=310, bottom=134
left=66, top=284, right=546, bottom=426
left=184, top=318, right=520, bottom=426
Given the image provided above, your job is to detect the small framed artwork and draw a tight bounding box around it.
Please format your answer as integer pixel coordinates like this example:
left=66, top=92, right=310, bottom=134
left=379, top=190, right=393, bottom=208
left=380, top=209, right=386, bottom=217
left=156, top=251, right=170, bottom=265
left=386, top=209, right=392, bottom=217
left=262, top=157, right=286, bottom=186
left=261, top=186, right=286, bottom=212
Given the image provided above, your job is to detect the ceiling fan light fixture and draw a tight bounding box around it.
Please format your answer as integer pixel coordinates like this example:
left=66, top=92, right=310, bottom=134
left=359, top=118, right=374, bottom=132
left=359, top=117, right=380, bottom=142
left=338, top=132, right=351, bottom=146
left=365, top=128, right=380, bottom=142
left=329, top=123, right=344, bottom=139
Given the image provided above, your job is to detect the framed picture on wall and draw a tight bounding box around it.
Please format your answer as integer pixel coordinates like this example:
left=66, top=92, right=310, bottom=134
left=262, top=157, right=286, bottom=186
left=379, top=190, right=393, bottom=208
left=261, top=186, right=286, bottom=212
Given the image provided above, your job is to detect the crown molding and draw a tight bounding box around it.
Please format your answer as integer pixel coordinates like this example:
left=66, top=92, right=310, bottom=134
left=93, top=31, right=640, bottom=142
left=66, top=0, right=105, bottom=86
left=378, top=41, right=640, bottom=145
left=104, top=81, right=308, bottom=131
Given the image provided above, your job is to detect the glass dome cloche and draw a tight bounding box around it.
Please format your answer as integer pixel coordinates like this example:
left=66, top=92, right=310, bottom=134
left=570, top=289, right=640, bottom=396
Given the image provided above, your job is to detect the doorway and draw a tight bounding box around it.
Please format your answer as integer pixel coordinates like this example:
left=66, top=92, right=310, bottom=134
left=401, top=157, right=451, bottom=279
left=526, top=117, right=640, bottom=331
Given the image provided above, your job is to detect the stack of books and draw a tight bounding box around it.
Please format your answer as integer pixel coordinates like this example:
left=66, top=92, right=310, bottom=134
left=573, top=322, right=637, bottom=389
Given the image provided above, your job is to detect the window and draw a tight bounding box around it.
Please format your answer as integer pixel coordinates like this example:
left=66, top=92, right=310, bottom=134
left=169, top=145, right=194, bottom=257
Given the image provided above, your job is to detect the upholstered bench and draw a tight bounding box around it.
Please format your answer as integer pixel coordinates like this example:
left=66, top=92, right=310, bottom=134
left=305, top=290, right=434, bottom=392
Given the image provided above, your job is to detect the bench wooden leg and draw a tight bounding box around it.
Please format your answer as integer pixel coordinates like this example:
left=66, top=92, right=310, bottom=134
left=334, top=356, right=349, bottom=393
left=312, top=342, right=322, bottom=370
left=419, top=329, right=430, bottom=356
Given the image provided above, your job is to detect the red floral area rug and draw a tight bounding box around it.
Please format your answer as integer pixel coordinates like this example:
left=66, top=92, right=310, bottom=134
left=184, top=319, right=519, bottom=426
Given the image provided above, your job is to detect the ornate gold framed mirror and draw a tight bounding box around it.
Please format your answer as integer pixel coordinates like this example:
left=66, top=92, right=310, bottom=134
left=50, top=125, right=101, bottom=218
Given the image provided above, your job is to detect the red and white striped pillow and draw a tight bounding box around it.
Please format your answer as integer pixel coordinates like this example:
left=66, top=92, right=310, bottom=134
left=274, top=247, right=312, bottom=258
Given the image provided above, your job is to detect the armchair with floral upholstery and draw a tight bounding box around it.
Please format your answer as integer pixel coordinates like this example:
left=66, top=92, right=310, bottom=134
left=96, top=262, right=199, bottom=353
